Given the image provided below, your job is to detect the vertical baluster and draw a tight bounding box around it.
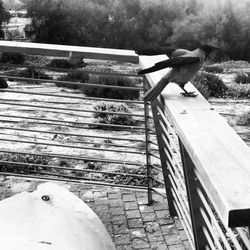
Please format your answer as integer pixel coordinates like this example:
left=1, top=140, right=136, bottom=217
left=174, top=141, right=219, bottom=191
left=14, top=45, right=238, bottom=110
left=179, top=138, right=211, bottom=249
left=143, top=76, right=153, bottom=205
left=143, top=77, right=177, bottom=215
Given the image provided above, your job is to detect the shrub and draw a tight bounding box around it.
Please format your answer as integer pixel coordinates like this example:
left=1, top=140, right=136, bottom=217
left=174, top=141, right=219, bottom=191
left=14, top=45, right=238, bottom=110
left=82, top=75, right=140, bottom=100
left=57, top=70, right=89, bottom=89
left=1, top=52, right=25, bottom=64
left=47, top=59, right=74, bottom=69
left=202, top=64, right=224, bottom=73
left=6, top=68, right=51, bottom=80
left=47, top=59, right=87, bottom=69
left=192, top=72, right=227, bottom=98
left=20, top=68, right=51, bottom=80
left=218, top=61, right=250, bottom=73
left=0, top=153, right=49, bottom=174
left=93, top=102, right=137, bottom=126
left=191, top=79, right=211, bottom=100
left=25, top=55, right=51, bottom=67
left=225, top=84, right=250, bottom=99
left=236, top=111, right=250, bottom=126
left=234, top=72, right=250, bottom=84
left=0, top=77, right=8, bottom=88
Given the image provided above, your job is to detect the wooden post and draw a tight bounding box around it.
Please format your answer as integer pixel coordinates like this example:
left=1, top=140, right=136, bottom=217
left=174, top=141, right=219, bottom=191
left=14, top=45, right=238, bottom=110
left=179, top=138, right=211, bottom=249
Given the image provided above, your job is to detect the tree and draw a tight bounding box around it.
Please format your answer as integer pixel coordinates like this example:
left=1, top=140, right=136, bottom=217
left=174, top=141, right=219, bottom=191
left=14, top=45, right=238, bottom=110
left=25, top=0, right=76, bottom=44
left=0, top=0, right=11, bottom=38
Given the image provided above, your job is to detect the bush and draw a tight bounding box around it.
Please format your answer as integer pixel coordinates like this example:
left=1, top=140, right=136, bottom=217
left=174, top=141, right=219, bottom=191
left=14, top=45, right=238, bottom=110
left=236, top=111, right=250, bottom=126
left=202, top=64, right=224, bottom=73
left=191, top=80, right=211, bottom=99
left=93, top=102, right=137, bottom=126
left=234, top=72, right=250, bottom=84
left=225, top=84, right=250, bottom=99
left=47, top=59, right=74, bottom=68
left=0, top=77, right=8, bottom=88
left=20, top=68, right=51, bottom=80
left=192, top=72, right=227, bottom=98
left=0, top=153, right=49, bottom=174
left=47, top=58, right=87, bottom=69
left=1, top=52, right=25, bottom=64
left=82, top=75, right=140, bottom=100
left=6, top=68, right=51, bottom=80
left=57, top=70, right=90, bottom=89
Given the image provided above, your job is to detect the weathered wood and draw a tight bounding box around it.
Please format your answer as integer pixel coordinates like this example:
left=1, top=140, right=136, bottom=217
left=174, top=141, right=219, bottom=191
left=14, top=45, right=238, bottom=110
left=0, top=41, right=138, bottom=63
left=139, top=55, right=250, bottom=228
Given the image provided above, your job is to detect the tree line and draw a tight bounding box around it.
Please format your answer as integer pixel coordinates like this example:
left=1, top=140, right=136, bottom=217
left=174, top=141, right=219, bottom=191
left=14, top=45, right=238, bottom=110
left=2, top=0, right=250, bottom=61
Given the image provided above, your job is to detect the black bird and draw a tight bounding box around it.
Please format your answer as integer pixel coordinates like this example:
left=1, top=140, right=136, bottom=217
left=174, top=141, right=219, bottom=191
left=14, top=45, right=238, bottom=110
left=138, top=45, right=217, bottom=101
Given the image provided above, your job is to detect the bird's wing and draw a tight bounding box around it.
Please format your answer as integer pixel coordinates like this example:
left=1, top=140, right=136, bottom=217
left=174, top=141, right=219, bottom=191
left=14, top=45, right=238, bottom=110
left=136, top=47, right=176, bottom=57
left=171, top=49, right=190, bottom=57
left=138, top=56, right=200, bottom=75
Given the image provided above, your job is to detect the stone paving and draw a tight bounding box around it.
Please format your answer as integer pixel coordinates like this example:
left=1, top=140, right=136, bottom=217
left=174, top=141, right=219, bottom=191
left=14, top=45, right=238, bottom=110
left=0, top=178, right=192, bottom=250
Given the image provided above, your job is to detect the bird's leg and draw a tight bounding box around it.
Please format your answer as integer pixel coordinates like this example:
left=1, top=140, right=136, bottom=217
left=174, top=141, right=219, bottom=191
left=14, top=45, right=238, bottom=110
left=179, top=86, right=197, bottom=97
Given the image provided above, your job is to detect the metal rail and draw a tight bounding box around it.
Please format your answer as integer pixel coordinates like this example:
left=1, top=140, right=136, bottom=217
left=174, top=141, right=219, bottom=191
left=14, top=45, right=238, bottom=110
left=0, top=100, right=147, bottom=118
left=1, top=75, right=144, bottom=91
left=0, top=114, right=146, bottom=131
left=0, top=89, right=144, bottom=104
left=0, top=42, right=164, bottom=205
left=0, top=62, right=140, bottom=78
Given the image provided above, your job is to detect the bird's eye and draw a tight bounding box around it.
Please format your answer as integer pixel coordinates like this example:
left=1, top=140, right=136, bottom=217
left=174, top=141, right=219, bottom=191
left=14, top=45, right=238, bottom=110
left=41, top=195, right=50, bottom=201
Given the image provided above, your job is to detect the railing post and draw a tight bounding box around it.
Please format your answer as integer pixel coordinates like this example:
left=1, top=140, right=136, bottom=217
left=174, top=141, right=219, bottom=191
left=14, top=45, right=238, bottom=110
left=179, top=138, right=211, bottom=249
left=143, top=77, right=153, bottom=205
left=143, top=78, right=177, bottom=215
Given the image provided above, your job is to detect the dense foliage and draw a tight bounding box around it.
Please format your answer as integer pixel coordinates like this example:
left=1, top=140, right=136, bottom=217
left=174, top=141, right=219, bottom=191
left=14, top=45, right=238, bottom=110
left=0, top=52, right=25, bottom=64
left=93, top=102, right=137, bottom=126
left=192, top=72, right=227, bottom=98
left=23, top=0, right=250, bottom=61
left=83, top=75, right=140, bottom=100
left=0, top=0, right=11, bottom=38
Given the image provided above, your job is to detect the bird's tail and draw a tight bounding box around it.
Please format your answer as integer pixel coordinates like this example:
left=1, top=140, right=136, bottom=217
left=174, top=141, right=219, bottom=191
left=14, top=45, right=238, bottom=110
left=143, top=76, right=170, bottom=102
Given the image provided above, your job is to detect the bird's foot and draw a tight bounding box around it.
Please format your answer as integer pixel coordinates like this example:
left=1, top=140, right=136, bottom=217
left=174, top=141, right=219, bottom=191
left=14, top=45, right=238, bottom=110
left=180, top=91, right=197, bottom=97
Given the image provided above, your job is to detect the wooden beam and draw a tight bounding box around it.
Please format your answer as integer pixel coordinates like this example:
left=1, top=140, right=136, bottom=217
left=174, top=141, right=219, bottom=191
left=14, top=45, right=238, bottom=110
left=0, top=41, right=139, bottom=63
left=139, top=55, right=250, bottom=228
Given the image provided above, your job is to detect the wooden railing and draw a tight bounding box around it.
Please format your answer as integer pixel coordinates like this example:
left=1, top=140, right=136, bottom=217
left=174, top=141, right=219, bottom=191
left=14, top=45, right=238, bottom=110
left=140, top=55, right=250, bottom=249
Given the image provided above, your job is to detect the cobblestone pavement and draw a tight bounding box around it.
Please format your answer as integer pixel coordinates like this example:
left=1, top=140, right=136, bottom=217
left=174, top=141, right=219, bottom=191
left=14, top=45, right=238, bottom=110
left=0, top=178, right=192, bottom=250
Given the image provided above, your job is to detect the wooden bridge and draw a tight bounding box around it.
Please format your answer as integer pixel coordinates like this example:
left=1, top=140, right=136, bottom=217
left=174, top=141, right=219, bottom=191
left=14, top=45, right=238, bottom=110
left=0, top=41, right=250, bottom=249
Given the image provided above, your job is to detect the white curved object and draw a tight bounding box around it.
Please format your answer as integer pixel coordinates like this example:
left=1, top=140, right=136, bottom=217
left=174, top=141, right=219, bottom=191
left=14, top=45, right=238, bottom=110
left=0, top=182, right=115, bottom=250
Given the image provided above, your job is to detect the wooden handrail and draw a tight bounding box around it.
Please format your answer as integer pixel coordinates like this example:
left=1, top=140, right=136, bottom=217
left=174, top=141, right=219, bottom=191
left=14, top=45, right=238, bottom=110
left=0, top=41, right=139, bottom=63
left=139, top=55, right=250, bottom=248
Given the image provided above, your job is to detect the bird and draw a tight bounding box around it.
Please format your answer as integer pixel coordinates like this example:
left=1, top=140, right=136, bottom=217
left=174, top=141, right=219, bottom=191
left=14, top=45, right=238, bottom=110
left=138, top=45, right=217, bottom=101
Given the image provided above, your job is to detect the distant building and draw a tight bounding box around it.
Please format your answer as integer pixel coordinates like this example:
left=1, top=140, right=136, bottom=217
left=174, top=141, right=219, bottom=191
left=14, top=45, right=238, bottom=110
left=2, top=10, right=30, bottom=40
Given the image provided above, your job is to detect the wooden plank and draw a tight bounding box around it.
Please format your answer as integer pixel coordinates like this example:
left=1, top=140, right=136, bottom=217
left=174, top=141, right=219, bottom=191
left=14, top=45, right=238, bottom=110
left=0, top=41, right=138, bottom=63
left=139, top=55, right=250, bottom=227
